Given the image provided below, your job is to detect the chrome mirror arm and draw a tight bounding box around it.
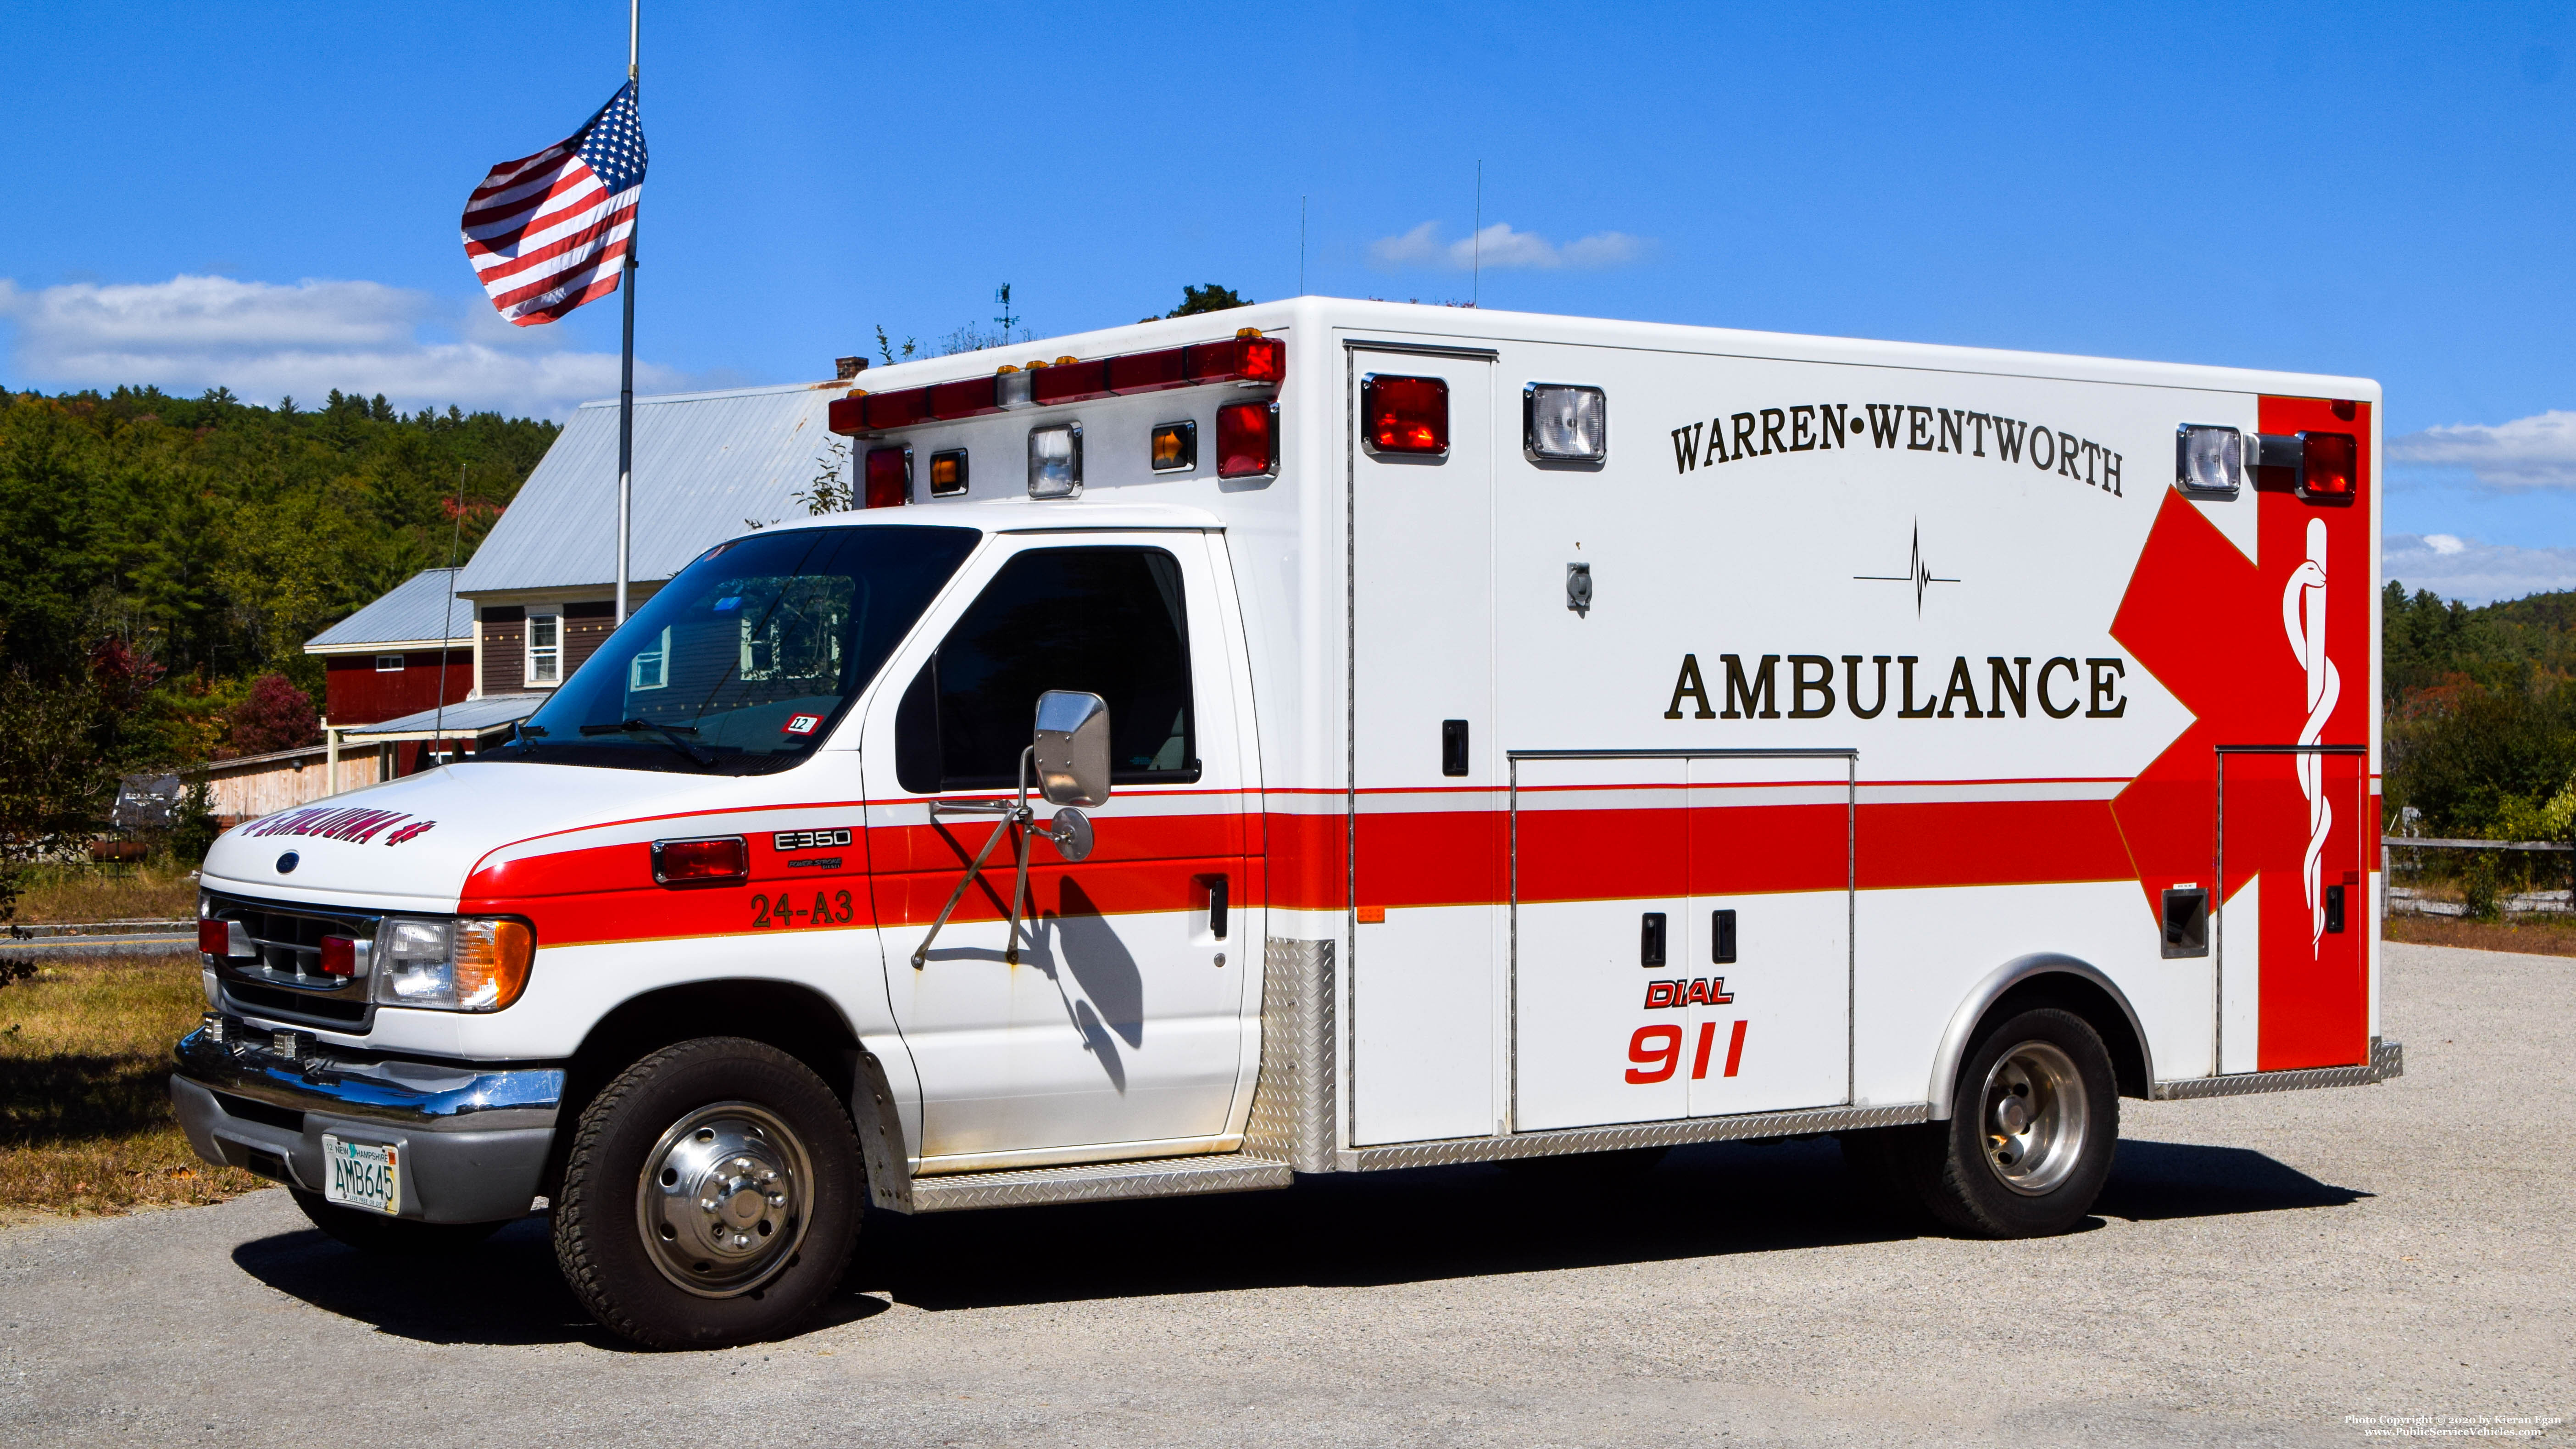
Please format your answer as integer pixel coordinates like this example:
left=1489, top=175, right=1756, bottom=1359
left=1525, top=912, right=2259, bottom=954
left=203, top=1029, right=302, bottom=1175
left=912, top=748, right=1036, bottom=969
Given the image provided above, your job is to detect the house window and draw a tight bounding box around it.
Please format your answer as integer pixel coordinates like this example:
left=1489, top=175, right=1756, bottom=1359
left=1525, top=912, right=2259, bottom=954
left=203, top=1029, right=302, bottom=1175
left=629, top=626, right=671, bottom=691
left=527, top=609, right=562, bottom=686
left=375, top=654, right=404, bottom=672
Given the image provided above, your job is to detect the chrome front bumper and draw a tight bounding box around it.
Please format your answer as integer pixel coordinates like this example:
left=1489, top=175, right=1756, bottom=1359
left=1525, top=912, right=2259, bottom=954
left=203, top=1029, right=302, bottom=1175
left=170, top=1019, right=565, bottom=1224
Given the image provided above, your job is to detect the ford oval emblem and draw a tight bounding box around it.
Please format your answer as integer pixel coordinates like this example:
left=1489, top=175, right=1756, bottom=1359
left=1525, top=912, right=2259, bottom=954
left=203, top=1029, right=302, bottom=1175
left=276, top=851, right=300, bottom=874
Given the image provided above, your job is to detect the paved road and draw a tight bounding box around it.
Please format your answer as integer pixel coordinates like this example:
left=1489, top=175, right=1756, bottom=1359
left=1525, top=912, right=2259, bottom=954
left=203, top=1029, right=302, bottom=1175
left=2, top=942, right=2567, bottom=1447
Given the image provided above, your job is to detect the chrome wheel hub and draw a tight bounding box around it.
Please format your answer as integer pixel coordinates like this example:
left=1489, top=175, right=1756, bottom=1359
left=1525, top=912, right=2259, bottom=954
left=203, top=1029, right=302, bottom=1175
left=1980, top=1040, right=2087, bottom=1197
left=635, top=1101, right=813, bottom=1298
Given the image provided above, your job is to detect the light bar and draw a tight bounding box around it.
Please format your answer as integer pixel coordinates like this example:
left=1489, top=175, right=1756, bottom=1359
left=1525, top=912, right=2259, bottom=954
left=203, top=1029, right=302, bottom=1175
left=2175, top=424, right=2242, bottom=498
left=829, top=334, right=1283, bottom=438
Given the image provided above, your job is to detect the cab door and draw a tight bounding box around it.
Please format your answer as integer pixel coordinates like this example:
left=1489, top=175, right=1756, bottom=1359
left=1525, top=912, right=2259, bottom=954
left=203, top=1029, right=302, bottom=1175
left=859, top=534, right=1254, bottom=1168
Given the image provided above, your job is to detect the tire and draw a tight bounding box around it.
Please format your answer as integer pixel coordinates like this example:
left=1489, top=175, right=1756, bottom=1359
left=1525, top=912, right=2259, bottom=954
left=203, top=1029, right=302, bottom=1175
left=553, top=1036, right=862, bottom=1350
left=1886, top=1006, right=2119, bottom=1238
left=289, top=1187, right=506, bottom=1256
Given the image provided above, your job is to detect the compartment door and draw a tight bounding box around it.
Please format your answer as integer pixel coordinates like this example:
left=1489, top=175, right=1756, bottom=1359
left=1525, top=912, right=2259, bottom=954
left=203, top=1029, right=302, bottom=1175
left=2217, top=747, right=2370, bottom=1072
left=1509, top=755, right=1689, bottom=1131
left=1683, top=753, right=1853, bottom=1116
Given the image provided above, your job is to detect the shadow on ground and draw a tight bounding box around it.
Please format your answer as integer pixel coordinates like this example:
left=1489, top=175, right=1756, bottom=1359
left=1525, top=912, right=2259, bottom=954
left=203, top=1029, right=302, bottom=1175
left=228, top=1134, right=2366, bottom=1344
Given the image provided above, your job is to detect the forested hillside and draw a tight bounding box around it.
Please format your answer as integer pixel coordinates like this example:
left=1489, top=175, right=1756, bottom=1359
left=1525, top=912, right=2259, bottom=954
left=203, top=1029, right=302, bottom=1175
left=0, top=385, right=553, bottom=768
left=2384, top=579, right=2576, bottom=840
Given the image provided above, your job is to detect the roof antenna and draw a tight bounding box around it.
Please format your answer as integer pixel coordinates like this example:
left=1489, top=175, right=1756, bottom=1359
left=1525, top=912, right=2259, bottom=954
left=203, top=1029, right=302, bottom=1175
left=430, top=461, right=466, bottom=769
left=1299, top=195, right=1307, bottom=297
left=1471, top=160, right=1482, bottom=307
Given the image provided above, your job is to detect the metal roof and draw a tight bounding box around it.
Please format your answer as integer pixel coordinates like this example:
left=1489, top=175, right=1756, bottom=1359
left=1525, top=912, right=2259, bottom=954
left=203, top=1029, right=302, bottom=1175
left=337, top=693, right=547, bottom=739
left=305, top=568, right=470, bottom=652
left=455, top=379, right=847, bottom=596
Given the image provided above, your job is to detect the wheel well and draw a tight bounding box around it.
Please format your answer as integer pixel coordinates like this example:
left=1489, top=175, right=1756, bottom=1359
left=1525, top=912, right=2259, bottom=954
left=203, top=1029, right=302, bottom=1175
left=537, top=980, right=862, bottom=1201
left=1980, top=972, right=2151, bottom=1101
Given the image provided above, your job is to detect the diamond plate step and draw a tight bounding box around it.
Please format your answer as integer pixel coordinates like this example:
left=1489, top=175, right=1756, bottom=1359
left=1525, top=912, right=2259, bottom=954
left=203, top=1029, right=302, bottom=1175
left=904, top=1152, right=1294, bottom=1213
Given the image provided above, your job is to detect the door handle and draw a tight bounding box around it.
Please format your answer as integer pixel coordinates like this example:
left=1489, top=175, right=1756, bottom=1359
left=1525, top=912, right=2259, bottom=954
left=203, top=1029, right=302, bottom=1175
left=1206, top=874, right=1229, bottom=941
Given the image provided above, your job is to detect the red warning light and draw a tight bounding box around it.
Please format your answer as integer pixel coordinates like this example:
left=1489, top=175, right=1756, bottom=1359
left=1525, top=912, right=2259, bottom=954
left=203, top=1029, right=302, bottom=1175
left=1363, top=374, right=1448, bottom=455
left=2298, top=432, right=2356, bottom=503
left=864, top=447, right=910, bottom=508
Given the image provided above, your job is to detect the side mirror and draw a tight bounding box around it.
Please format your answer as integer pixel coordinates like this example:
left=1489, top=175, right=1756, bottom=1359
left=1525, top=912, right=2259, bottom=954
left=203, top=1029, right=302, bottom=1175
left=1032, top=690, right=1111, bottom=807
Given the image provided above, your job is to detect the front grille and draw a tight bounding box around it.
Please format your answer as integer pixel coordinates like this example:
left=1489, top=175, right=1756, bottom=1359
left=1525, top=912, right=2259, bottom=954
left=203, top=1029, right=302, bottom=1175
left=206, top=892, right=378, bottom=1032
left=225, top=980, right=367, bottom=1025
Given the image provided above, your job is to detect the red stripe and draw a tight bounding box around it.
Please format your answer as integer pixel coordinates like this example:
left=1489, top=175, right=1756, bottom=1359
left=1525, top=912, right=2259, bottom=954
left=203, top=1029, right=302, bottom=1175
left=461, top=794, right=2166, bottom=949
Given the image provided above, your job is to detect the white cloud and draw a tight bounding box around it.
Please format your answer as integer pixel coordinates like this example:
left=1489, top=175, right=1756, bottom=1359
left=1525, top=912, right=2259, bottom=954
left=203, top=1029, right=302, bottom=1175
left=2386, top=532, right=2576, bottom=605
left=0, top=274, right=687, bottom=418
left=2387, top=410, right=2576, bottom=488
left=1368, top=221, right=1648, bottom=273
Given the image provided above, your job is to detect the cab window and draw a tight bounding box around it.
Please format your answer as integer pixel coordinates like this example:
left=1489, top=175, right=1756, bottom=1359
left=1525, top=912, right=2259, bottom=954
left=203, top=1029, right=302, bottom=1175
left=898, top=546, right=1196, bottom=792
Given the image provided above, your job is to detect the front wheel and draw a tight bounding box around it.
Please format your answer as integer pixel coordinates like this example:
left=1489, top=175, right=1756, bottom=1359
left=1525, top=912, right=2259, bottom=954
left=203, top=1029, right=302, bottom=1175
left=553, top=1037, right=862, bottom=1350
left=1882, top=1006, right=2119, bottom=1237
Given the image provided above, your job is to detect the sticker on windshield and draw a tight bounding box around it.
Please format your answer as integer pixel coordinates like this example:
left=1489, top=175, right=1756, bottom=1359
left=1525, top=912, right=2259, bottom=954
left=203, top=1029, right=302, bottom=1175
left=715, top=595, right=741, bottom=611
left=783, top=714, right=823, bottom=736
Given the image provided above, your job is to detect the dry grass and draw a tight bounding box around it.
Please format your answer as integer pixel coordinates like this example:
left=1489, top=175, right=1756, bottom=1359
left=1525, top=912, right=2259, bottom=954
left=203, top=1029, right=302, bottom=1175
left=0, top=954, right=257, bottom=1214
left=10, top=861, right=199, bottom=925
left=2384, top=913, right=2576, bottom=958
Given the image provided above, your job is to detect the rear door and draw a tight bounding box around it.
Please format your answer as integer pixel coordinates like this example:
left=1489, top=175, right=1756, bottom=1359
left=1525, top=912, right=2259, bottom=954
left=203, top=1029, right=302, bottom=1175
left=860, top=534, right=1254, bottom=1166
left=2217, top=746, right=2370, bottom=1071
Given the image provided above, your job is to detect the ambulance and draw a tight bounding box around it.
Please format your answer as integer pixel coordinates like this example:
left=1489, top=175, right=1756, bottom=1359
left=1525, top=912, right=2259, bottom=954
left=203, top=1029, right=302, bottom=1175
left=172, top=298, right=2398, bottom=1349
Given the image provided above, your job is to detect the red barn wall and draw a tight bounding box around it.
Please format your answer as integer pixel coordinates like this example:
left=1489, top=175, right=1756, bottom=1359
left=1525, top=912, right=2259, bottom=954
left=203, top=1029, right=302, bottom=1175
left=323, top=650, right=473, bottom=724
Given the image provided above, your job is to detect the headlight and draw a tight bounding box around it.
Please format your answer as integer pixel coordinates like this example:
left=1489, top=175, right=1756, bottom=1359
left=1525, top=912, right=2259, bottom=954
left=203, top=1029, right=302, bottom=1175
left=373, top=916, right=534, bottom=1012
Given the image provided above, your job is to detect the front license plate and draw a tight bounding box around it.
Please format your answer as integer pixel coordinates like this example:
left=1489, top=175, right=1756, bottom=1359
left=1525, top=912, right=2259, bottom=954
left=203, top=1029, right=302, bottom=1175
left=322, top=1135, right=401, bottom=1216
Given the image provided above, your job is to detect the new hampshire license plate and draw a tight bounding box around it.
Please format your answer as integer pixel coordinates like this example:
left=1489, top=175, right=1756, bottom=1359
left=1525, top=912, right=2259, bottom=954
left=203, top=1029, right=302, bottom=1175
left=322, top=1135, right=401, bottom=1216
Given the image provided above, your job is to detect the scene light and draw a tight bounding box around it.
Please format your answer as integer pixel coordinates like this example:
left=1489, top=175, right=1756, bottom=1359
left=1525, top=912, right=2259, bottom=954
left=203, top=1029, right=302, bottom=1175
left=2175, top=424, right=2242, bottom=498
left=1525, top=384, right=1607, bottom=463
left=1029, top=423, right=1083, bottom=498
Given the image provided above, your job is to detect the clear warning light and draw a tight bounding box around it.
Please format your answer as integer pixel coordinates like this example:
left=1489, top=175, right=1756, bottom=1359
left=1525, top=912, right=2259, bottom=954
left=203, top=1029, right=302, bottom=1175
left=1525, top=384, right=1607, bottom=463
left=2175, top=424, right=2241, bottom=498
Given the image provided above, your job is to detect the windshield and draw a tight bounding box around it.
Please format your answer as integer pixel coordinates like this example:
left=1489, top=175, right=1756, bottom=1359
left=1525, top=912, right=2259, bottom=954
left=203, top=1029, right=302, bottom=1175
left=499, top=525, right=980, bottom=774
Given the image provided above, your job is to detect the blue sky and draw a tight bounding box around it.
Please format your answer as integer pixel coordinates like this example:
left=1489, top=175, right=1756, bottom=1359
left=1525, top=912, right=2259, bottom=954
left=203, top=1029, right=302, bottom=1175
left=6, top=2, right=2576, bottom=602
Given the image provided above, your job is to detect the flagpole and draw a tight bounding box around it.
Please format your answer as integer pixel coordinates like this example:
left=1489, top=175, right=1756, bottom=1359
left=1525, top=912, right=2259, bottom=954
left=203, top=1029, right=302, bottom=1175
left=615, top=0, right=638, bottom=625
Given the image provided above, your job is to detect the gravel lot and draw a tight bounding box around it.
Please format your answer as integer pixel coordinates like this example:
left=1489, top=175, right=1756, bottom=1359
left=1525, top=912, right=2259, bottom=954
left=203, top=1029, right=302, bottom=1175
left=2, top=941, right=2566, bottom=1447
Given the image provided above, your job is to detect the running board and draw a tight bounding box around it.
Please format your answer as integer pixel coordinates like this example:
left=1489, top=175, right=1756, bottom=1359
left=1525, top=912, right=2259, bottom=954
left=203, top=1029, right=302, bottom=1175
left=2151, top=1040, right=2403, bottom=1100
left=1335, top=1102, right=1932, bottom=1172
left=900, top=1153, right=1295, bottom=1213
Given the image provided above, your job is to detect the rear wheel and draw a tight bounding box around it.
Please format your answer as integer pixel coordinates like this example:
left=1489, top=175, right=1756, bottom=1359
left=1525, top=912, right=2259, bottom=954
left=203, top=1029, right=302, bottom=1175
left=553, top=1037, right=862, bottom=1350
left=288, top=1188, right=506, bottom=1256
left=1891, top=1006, right=2119, bottom=1237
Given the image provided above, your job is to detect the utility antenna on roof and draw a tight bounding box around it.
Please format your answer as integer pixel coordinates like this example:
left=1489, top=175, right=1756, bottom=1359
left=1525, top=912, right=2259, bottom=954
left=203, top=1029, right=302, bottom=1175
left=430, top=462, right=466, bottom=769
left=1472, top=160, right=1482, bottom=308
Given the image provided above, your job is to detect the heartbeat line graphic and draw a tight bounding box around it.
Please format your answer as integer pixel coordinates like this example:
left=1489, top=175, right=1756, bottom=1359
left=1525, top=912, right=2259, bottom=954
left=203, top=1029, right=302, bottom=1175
left=1854, top=521, right=1960, bottom=614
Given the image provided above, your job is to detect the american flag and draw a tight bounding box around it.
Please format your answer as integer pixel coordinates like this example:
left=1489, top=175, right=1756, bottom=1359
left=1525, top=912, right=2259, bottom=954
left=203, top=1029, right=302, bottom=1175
left=461, top=82, right=648, bottom=326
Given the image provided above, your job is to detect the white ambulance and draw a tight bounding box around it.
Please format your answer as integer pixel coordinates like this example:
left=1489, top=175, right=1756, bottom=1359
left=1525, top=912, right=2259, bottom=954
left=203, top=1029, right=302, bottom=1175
left=173, top=298, right=2398, bottom=1349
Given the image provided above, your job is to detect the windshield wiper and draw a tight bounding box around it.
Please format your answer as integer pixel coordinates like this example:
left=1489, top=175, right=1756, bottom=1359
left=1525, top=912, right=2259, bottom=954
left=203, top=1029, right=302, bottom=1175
left=579, top=718, right=713, bottom=767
